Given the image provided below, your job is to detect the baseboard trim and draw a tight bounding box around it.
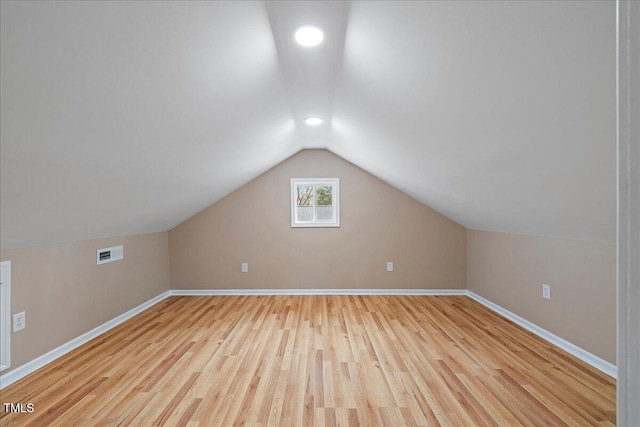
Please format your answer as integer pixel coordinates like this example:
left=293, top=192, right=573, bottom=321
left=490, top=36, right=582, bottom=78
left=465, top=290, right=617, bottom=379
left=170, top=288, right=467, bottom=296
left=0, top=291, right=172, bottom=390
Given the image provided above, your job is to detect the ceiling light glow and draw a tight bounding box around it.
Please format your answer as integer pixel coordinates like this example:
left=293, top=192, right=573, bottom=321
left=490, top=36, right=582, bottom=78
left=305, top=117, right=323, bottom=126
left=294, top=25, right=324, bottom=47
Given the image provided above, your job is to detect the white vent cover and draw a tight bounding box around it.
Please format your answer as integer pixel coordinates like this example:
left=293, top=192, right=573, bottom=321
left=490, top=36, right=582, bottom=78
left=97, top=245, right=124, bottom=265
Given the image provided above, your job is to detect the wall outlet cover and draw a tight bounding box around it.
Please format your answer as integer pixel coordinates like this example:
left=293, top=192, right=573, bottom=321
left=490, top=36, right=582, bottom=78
left=13, top=312, right=25, bottom=332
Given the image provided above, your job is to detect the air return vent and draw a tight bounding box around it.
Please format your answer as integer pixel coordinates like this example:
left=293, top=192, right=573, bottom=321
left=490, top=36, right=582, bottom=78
left=97, top=245, right=124, bottom=265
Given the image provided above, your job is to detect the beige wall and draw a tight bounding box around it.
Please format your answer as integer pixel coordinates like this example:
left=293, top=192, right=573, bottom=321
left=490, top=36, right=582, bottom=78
left=0, top=232, right=170, bottom=372
left=2, top=151, right=615, bottom=377
left=466, top=229, right=616, bottom=364
left=170, top=149, right=467, bottom=289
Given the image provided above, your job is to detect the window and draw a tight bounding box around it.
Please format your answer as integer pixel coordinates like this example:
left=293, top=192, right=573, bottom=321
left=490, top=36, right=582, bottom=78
left=291, top=178, right=340, bottom=227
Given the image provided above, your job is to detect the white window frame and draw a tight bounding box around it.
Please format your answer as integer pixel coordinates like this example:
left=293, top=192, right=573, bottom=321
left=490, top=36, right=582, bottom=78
left=291, top=178, right=340, bottom=228
left=0, top=260, right=11, bottom=372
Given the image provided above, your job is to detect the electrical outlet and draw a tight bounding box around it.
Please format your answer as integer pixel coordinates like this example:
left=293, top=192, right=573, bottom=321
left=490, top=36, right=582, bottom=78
left=13, top=312, right=25, bottom=332
left=542, top=284, right=551, bottom=300
left=387, top=262, right=394, bottom=272
left=241, top=263, right=248, bottom=273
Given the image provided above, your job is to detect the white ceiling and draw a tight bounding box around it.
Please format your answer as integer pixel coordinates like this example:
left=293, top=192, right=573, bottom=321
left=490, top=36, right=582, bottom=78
left=0, top=1, right=616, bottom=250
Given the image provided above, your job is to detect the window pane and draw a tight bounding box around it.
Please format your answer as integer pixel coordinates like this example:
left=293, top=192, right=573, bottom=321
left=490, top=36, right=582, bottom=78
left=297, top=206, right=314, bottom=222
left=316, top=206, right=333, bottom=221
left=296, top=185, right=314, bottom=206
left=316, top=186, right=332, bottom=206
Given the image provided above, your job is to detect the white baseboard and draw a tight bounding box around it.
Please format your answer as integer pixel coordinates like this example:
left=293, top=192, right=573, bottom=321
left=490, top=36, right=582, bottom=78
left=465, top=290, right=617, bottom=379
left=170, top=288, right=467, bottom=296
left=0, top=291, right=172, bottom=390
left=0, top=288, right=616, bottom=389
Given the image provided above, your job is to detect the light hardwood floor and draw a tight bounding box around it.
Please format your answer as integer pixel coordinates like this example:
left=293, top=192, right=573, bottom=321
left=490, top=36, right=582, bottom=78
left=0, top=295, right=616, bottom=426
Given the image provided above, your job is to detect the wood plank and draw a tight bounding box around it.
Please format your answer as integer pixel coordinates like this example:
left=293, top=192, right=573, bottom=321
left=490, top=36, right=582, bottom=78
left=0, top=295, right=616, bottom=426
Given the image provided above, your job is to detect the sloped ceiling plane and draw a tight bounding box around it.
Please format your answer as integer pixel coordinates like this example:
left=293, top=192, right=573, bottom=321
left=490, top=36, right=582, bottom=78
left=0, top=1, right=615, bottom=250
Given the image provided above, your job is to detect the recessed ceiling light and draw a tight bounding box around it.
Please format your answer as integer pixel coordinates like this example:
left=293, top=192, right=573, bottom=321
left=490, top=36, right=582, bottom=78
left=294, top=25, right=324, bottom=47
left=304, top=117, right=323, bottom=126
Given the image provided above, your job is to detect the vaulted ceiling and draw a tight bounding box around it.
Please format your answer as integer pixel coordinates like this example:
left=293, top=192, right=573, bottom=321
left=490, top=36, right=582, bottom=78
left=0, top=1, right=616, bottom=250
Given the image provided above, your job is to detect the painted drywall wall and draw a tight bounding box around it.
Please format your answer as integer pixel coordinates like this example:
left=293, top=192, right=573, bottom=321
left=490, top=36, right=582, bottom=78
left=467, top=229, right=616, bottom=364
left=0, top=232, right=170, bottom=372
left=170, top=149, right=466, bottom=289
